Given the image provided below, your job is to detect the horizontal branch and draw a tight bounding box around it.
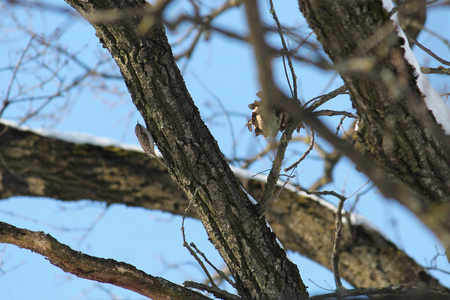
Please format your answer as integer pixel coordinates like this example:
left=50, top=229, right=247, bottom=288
left=0, top=221, right=210, bottom=300
left=0, top=122, right=447, bottom=293
left=421, top=66, right=450, bottom=76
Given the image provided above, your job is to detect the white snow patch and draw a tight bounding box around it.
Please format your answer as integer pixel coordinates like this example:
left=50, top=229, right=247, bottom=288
left=265, top=219, right=288, bottom=251
left=382, top=0, right=450, bottom=134
left=231, top=165, right=385, bottom=237
left=0, top=119, right=164, bottom=156
left=231, top=165, right=269, bottom=184
left=349, top=212, right=386, bottom=238
left=2, top=119, right=384, bottom=237
left=236, top=171, right=290, bottom=255
left=230, top=165, right=337, bottom=213
left=241, top=185, right=258, bottom=205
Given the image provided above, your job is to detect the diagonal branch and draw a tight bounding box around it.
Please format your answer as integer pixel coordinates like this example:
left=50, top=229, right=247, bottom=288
left=297, top=0, right=450, bottom=258
left=62, top=0, right=307, bottom=298
left=1, top=122, right=448, bottom=293
left=0, top=221, right=210, bottom=300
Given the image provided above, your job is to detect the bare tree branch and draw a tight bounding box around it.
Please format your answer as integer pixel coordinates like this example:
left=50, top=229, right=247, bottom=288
left=61, top=0, right=308, bottom=297
left=0, top=221, right=211, bottom=300
left=1, top=122, right=447, bottom=293
left=421, top=66, right=450, bottom=75
left=297, top=0, right=450, bottom=257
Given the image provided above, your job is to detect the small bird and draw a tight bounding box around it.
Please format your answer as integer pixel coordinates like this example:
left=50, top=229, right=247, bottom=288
left=135, top=121, right=166, bottom=167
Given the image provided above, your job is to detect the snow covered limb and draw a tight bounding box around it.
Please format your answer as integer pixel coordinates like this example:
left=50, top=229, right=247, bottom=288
left=2, top=0, right=449, bottom=297
left=0, top=122, right=447, bottom=293
left=296, top=0, right=450, bottom=258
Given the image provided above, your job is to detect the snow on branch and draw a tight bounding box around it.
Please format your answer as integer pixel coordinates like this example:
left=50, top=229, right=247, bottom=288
left=382, top=0, right=450, bottom=134
left=0, top=119, right=383, bottom=240
left=0, top=119, right=142, bottom=151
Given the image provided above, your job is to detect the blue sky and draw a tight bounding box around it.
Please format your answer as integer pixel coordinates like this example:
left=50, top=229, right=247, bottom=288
left=1, top=0, right=449, bottom=299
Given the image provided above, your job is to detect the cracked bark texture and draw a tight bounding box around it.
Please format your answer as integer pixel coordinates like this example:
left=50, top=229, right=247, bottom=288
left=1, top=123, right=448, bottom=294
left=2, top=0, right=449, bottom=298
left=297, top=0, right=450, bottom=257
left=59, top=0, right=307, bottom=298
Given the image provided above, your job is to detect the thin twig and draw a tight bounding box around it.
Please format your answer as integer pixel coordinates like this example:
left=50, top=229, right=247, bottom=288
left=346, top=179, right=372, bottom=201
left=313, top=110, right=356, bottom=118
left=298, top=187, right=346, bottom=201
left=181, top=190, right=217, bottom=287
left=184, top=281, right=242, bottom=300
left=299, top=183, right=346, bottom=290
left=332, top=197, right=345, bottom=291
left=240, top=142, right=277, bottom=169
left=258, top=123, right=298, bottom=216
left=191, top=73, right=238, bottom=161
left=189, top=243, right=236, bottom=288
left=76, top=207, right=110, bottom=247
left=174, top=28, right=203, bottom=60
left=408, top=33, right=450, bottom=66
left=284, top=128, right=315, bottom=172
left=335, top=116, right=349, bottom=135
left=1, top=34, right=36, bottom=117
left=421, top=66, right=450, bottom=75
left=255, top=1, right=302, bottom=216
left=309, top=148, right=342, bottom=191
left=305, top=85, right=349, bottom=111
left=300, top=184, right=347, bottom=291
left=292, top=31, right=314, bottom=54
left=259, top=176, right=294, bottom=217
left=269, top=0, right=298, bottom=100
left=421, top=26, right=450, bottom=49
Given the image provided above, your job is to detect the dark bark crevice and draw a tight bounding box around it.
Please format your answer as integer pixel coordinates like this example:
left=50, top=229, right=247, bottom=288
left=61, top=0, right=308, bottom=297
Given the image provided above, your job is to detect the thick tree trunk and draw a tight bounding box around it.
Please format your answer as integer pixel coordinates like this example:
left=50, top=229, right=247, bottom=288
left=1, top=123, right=448, bottom=293
left=2, top=0, right=449, bottom=297
left=297, top=0, right=450, bottom=256
left=61, top=0, right=307, bottom=298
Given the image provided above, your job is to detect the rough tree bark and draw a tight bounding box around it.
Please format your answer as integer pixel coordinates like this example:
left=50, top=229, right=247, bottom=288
left=297, top=0, right=450, bottom=256
left=0, top=221, right=210, bottom=300
left=1, top=0, right=449, bottom=298
left=1, top=123, right=448, bottom=293
left=60, top=0, right=308, bottom=298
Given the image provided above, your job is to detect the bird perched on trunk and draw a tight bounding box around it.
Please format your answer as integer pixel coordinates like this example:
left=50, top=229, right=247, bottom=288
left=135, top=121, right=166, bottom=167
